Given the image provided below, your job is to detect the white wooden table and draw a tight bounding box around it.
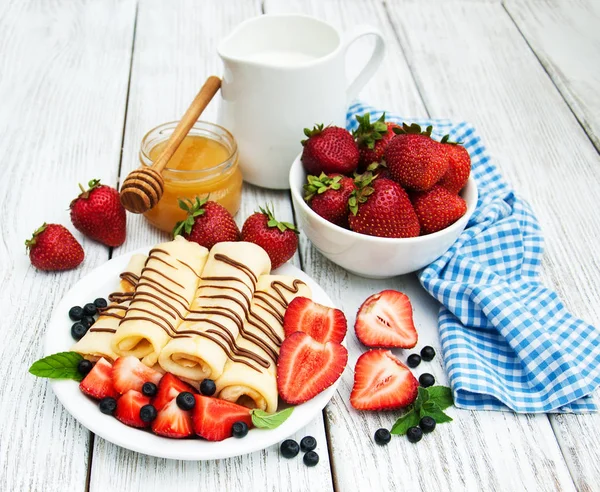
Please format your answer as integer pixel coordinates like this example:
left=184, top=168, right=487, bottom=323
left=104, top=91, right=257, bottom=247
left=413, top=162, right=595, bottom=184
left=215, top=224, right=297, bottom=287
left=2, top=0, right=599, bottom=490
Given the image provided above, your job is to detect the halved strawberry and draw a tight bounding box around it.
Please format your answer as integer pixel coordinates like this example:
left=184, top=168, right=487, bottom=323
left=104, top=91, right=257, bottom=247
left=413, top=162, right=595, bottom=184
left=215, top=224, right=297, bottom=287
left=114, top=389, right=151, bottom=428
left=277, top=332, right=348, bottom=404
left=350, top=350, right=418, bottom=411
left=355, top=290, right=418, bottom=348
left=151, top=397, right=193, bottom=438
left=192, top=395, right=252, bottom=441
left=283, top=297, right=347, bottom=344
left=79, top=357, right=117, bottom=400
left=153, top=372, right=196, bottom=411
left=111, top=356, right=163, bottom=395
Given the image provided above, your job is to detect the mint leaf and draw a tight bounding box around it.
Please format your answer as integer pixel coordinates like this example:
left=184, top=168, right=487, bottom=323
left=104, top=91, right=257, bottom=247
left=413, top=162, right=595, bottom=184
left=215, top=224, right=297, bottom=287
left=426, top=386, right=454, bottom=410
left=390, top=409, right=420, bottom=435
left=420, top=401, right=453, bottom=423
left=29, top=352, right=84, bottom=381
left=251, top=407, right=294, bottom=429
left=414, top=386, right=429, bottom=411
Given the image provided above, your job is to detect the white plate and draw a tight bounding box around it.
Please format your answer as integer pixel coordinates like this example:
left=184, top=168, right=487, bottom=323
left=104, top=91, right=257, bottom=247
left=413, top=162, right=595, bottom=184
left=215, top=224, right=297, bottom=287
left=45, top=247, right=341, bottom=460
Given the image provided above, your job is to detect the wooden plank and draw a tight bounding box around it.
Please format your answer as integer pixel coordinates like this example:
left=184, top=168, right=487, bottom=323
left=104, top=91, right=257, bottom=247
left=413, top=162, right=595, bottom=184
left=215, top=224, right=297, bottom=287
left=88, top=1, right=333, bottom=491
left=266, top=0, right=582, bottom=491
left=0, top=0, right=136, bottom=491
left=504, top=0, right=600, bottom=151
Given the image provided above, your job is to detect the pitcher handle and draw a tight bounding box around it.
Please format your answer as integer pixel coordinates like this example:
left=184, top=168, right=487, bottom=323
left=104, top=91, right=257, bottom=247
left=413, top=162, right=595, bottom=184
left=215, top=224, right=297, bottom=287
left=343, top=25, right=386, bottom=103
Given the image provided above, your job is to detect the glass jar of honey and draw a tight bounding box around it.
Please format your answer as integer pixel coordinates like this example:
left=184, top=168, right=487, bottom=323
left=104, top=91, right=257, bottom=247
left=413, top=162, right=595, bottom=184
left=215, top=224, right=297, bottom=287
left=139, top=121, right=243, bottom=233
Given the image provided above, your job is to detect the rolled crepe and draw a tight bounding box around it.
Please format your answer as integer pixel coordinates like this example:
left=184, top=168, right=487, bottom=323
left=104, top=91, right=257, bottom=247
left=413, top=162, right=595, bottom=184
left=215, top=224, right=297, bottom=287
left=158, top=241, right=271, bottom=381
left=215, top=275, right=311, bottom=413
left=72, top=254, right=147, bottom=363
left=111, top=236, right=208, bottom=366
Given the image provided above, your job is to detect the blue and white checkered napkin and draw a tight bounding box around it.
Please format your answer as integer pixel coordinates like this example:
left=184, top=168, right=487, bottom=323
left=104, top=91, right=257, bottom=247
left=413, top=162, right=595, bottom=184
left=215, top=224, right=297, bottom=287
left=346, top=102, right=600, bottom=413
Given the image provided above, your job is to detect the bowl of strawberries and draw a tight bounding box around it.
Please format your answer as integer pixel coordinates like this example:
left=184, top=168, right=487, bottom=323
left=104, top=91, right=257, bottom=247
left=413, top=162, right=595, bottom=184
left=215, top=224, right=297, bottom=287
left=289, top=117, right=478, bottom=279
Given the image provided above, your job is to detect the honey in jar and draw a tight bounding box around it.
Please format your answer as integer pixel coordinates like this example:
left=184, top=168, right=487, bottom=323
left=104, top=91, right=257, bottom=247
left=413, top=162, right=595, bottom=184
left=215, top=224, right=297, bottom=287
left=139, top=121, right=243, bottom=233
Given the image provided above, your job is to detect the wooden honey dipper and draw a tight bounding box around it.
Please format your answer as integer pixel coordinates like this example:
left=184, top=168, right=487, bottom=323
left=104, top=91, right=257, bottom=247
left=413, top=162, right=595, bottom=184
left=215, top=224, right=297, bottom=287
left=120, top=75, right=222, bottom=214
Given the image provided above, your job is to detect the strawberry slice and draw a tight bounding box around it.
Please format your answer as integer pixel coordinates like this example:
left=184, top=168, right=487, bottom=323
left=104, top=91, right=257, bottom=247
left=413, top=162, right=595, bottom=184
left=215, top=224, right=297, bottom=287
left=277, top=332, right=348, bottom=404
left=350, top=350, right=418, bottom=411
left=151, top=398, right=193, bottom=438
left=355, top=290, right=418, bottom=348
left=111, top=356, right=163, bottom=395
left=192, top=395, right=253, bottom=441
left=283, top=297, right=347, bottom=344
left=114, top=389, right=151, bottom=428
left=79, top=357, right=117, bottom=400
left=153, top=372, right=196, bottom=411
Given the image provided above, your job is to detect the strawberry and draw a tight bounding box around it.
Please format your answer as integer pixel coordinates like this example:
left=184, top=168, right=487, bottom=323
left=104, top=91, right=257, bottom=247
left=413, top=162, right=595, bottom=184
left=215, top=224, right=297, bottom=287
left=241, top=205, right=298, bottom=269
left=348, top=177, right=420, bottom=238
left=79, top=357, right=117, bottom=400
left=153, top=372, right=196, bottom=411
left=173, top=197, right=240, bottom=250
left=355, top=290, right=417, bottom=348
left=437, top=135, right=471, bottom=194
left=301, top=124, right=359, bottom=175
left=363, top=161, right=390, bottom=180
left=350, top=350, right=418, bottom=411
left=277, top=332, right=347, bottom=405
left=304, top=173, right=356, bottom=228
left=111, top=356, right=163, bottom=395
left=70, top=179, right=126, bottom=247
left=283, top=297, right=347, bottom=344
left=385, top=123, right=448, bottom=191
left=25, top=223, right=84, bottom=271
left=114, top=389, right=151, bottom=428
left=192, top=395, right=253, bottom=441
left=151, top=397, right=194, bottom=438
left=353, top=113, right=399, bottom=172
left=411, top=185, right=467, bottom=235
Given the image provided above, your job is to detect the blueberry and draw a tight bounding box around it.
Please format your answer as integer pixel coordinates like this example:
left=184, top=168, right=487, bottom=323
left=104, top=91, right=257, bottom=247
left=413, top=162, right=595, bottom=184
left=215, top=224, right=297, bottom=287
left=232, top=421, right=249, bottom=438
left=99, top=397, right=117, bottom=415
left=420, top=346, right=436, bottom=362
left=300, top=436, right=317, bottom=452
left=419, top=373, right=435, bottom=388
left=83, top=303, right=97, bottom=317
left=142, top=382, right=158, bottom=397
left=406, top=426, right=423, bottom=443
left=71, top=322, right=88, bottom=341
left=374, top=428, right=391, bottom=445
left=77, top=359, right=93, bottom=376
left=68, top=306, right=84, bottom=321
left=303, top=451, right=319, bottom=467
left=176, top=391, right=195, bottom=410
left=407, top=354, right=421, bottom=368
left=419, top=416, right=436, bottom=433
left=280, top=439, right=300, bottom=458
left=200, top=379, right=216, bottom=396
left=80, top=315, right=96, bottom=328
left=140, top=404, right=157, bottom=423
left=94, top=298, right=108, bottom=309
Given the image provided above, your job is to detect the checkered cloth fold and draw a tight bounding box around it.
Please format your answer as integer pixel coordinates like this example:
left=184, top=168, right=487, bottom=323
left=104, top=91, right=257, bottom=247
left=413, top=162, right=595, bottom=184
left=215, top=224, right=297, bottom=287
left=347, top=102, right=600, bottom=413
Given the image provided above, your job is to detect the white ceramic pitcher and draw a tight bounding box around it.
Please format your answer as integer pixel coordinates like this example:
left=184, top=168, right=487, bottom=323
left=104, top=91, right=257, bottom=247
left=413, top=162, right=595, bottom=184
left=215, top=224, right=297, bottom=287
left=217, top=14, right=385, bottom=189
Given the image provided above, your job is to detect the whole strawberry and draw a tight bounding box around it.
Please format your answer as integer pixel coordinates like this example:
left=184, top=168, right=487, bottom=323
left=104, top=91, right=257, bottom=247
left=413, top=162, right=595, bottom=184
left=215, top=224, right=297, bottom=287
left=304, top=173, right=356, bottom=228
left=411, top=185, right=467, bottom=234
left=353, top=113, right=399, bottom=172
left=173, top=197, right=240, bottom=250
left=348, top=177, right=420, bottom=238
left=70, top=179, right=126, bottom=247
left=241, top=206, right=298, bottom=269
left=385, top=123, right=448, bottom=191
left=25, top=223, right=84, bottom=271
left=437, top=135, right=471, bottom=194
left=301, top=124, right=359, bottom=176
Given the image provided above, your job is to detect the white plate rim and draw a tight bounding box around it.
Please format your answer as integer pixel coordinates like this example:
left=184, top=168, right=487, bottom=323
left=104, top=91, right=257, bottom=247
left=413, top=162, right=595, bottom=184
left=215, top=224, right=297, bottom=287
left=45, top=246, right=341, bottom=460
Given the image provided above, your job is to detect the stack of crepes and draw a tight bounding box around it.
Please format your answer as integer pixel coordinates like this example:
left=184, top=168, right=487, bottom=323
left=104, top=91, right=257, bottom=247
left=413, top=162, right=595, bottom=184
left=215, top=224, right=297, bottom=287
left=72, top=237, right=311, bottom=413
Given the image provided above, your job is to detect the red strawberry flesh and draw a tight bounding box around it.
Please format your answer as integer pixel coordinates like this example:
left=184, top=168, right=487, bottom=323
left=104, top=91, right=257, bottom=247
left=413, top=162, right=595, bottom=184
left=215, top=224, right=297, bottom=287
left=79, top=357, right=117, bottom=400
left=114, top=389, right=151, bottom=428
left=301, top=125, right=359, bottom=175
left=151, top=397, right=193, bottom=438
left=355, top=290, right=417, bottom=348
left=438, top=141, right=471, bottom=194
left=26, top=223, right=84, bottom=272
left=111, top=356, right=163, bottom=395
left=192, top=395, right=252, bottom=441
left=283, top=297, right=347, bottom=344
left=411, top=185, right=467, bottom=234
left=153, top=372, right=196, bottom=411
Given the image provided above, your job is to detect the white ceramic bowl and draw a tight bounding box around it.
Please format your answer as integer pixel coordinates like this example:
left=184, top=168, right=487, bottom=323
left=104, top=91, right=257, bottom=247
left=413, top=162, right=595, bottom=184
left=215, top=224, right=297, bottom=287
left=289, top=154, right=478, bottom=279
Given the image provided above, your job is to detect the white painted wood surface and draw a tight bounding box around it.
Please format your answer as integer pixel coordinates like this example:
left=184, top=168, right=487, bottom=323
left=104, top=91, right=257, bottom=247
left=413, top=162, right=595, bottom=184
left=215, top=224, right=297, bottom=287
left=1, top=0, right=599, bottom=491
